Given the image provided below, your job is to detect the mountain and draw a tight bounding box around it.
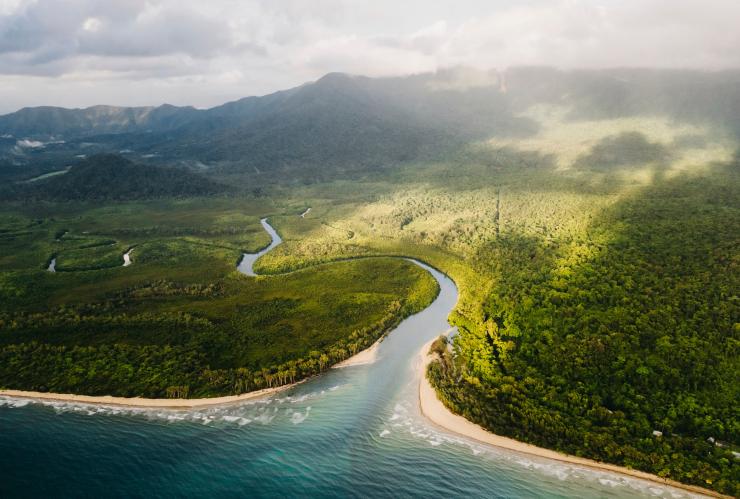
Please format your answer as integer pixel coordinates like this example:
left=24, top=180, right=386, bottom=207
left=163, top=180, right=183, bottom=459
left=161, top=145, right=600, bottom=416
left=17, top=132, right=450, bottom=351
left=0, top=69, right=533, bottom=174
left=0, top=104, right=201, bottom=139
left=1, top=68, right=739, bottom=178
left=14, top=154, right=227, bottom=201
left=157, top=73, right=465, bottom=171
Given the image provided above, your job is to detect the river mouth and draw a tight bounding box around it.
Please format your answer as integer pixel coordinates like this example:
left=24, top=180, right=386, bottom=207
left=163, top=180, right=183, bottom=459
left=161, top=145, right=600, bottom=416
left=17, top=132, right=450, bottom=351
left=0, top=219, right=702, bottom=498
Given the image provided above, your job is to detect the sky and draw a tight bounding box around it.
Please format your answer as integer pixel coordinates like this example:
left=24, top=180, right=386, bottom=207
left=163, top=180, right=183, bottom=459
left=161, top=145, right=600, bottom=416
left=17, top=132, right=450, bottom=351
left=0, top=0, right=739, bottom=113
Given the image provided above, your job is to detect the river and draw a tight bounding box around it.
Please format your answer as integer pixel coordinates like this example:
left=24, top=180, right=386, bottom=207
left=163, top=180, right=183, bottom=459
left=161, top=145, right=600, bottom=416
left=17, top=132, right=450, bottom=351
left=0, top=220, right=702, bottom=498
left=236, top=218, right=282, bottom=276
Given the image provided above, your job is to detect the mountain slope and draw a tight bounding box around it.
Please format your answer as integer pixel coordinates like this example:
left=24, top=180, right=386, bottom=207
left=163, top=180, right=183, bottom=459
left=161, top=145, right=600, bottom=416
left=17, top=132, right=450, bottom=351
left=20, top=154, right=227, bottom=201
left=1, top=68, right=739, bottom=177
left=164, top=73, right=457, bottom=170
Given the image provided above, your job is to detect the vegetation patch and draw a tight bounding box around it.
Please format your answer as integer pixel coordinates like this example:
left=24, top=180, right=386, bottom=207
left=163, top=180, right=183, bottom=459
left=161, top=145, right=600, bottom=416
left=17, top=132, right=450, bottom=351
left=0, top=201, right=438, bottom=400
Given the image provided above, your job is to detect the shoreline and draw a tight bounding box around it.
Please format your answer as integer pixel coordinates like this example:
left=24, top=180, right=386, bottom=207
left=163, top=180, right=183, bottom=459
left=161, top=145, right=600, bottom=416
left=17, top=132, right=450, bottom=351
left=333, top=337, right=381, bottom=368
left=0, top=335, right=385, bottom=410
left=416, top=340, right=727, bottom=499
left=0, top=383, right=298, bottom=410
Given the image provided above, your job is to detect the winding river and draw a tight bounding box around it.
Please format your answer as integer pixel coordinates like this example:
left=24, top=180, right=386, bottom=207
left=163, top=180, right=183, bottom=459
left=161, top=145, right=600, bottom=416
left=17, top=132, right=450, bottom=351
left=0, top=220, right=703, bottom=498
left=236, top=218, right=282, bottom=276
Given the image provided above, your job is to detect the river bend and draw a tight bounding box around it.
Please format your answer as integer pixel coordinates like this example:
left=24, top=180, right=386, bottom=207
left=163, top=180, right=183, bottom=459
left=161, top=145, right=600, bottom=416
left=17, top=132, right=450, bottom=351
left=0, top=219, right=701, bottom=498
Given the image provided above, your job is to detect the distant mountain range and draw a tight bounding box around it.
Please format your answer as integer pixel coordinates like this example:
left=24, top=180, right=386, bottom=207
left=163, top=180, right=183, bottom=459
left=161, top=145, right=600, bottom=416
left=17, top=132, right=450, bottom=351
left=0, top=104, right=201, bottom=138
left=1, top=67, right=739, bottom=178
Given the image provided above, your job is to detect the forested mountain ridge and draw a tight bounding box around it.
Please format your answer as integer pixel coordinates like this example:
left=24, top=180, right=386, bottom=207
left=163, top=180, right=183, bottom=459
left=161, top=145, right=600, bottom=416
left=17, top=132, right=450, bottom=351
left=0, top=104, right=202, bottom=138
left=5, top=68, right=739, bottom=141
left=4, top=154, right=228, bottom=201
left=2, top=68, right=739, bottom=180
left=151, top=72, right=457, bottom=169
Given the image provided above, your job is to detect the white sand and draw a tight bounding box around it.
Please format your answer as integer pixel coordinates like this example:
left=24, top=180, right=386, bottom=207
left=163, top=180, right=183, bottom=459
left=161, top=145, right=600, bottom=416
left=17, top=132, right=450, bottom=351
left=0, top=384, right=296, bottom=409
left=333, top=338, right=381, bottom=368
left=417, top=340, right=724, bottom=499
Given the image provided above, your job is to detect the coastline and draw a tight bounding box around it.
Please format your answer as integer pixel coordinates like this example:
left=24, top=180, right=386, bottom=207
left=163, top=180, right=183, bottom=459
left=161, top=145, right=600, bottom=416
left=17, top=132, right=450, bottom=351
left=333, top=337, right=382, bottom=368
left=0, top=383, right=297, bottom=410
left=0, top=335, right=385, bottom=410
left=416, top=340, right=727, bottom=499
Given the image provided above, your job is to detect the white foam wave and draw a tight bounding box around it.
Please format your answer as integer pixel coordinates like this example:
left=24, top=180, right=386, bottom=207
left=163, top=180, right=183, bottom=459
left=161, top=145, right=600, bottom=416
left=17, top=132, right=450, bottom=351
left=0, top=397, right=30, bottom=408
left=396, top=395, right=703, bottom=499
left=0, top=383, right=347, bottom=426
left=598, top=478, right=620, bottom=487
left=290, top=407, right=311, bottom=425
left=509, top=456, right=701, bottom=498
left=16, top=139, right=45, bottom=148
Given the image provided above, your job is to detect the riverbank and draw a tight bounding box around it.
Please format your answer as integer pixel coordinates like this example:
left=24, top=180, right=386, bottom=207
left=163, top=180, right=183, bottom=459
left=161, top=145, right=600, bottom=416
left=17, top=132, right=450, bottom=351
left=417, top=340, right=727, bottom=499
left=333, top=337, right=381, bottom=368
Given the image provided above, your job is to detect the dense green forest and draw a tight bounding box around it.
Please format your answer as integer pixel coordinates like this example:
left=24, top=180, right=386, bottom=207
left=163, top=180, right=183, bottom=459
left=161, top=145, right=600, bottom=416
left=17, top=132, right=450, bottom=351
left=428, top=168, right=739, bottom=495
left=0, top=201, right=438, bottom=397
left=225, top=115, right=738, bottom=494
left=1, top=154, right=228, bottom=201
left=1, top=69, right=738, bottom=494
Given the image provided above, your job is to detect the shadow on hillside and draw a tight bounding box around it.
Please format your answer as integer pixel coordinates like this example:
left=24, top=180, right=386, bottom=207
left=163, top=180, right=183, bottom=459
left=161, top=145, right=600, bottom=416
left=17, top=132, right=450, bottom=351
left=454, top=164, right=739, bottom=493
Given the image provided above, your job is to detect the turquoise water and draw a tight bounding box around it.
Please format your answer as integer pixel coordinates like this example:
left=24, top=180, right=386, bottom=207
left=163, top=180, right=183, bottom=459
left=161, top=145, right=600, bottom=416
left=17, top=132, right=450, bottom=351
left=0, top=224, right=702, bottom=498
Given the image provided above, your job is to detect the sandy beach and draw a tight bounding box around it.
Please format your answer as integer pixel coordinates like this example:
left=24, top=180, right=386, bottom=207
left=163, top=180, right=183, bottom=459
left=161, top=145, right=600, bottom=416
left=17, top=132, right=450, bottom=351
left=333, top=337, right=381, bottom=368
left=417, top=340, right=727, bottom=499
left=0, top=383, right=298, bottom=410
left=0, top=335, right=385, bottom=409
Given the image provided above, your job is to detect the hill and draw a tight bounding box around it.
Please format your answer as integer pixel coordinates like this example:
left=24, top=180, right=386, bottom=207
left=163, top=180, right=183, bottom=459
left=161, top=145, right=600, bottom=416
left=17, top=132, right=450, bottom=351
left=21, top=154, right=227, bottom=201
left=1, top=68, right=739, bottom=180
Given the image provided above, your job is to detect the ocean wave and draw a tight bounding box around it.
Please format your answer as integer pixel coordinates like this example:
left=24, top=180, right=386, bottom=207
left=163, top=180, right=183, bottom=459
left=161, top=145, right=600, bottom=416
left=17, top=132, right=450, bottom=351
left=396, top=395, right=702, bottom=499
left=0, top=397, right=30, bottom=408
left=16, top=139, right=45, bottom=148
left=0, top=384, right=346, bottom=424
left=290, top=407, right=311, bottom=424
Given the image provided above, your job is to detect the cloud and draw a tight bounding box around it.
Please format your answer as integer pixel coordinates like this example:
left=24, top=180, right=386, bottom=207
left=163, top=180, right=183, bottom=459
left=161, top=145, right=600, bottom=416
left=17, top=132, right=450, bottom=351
left=0, top=0, right=241, bottom=71
left=0, top=0, right=738, bottom=112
